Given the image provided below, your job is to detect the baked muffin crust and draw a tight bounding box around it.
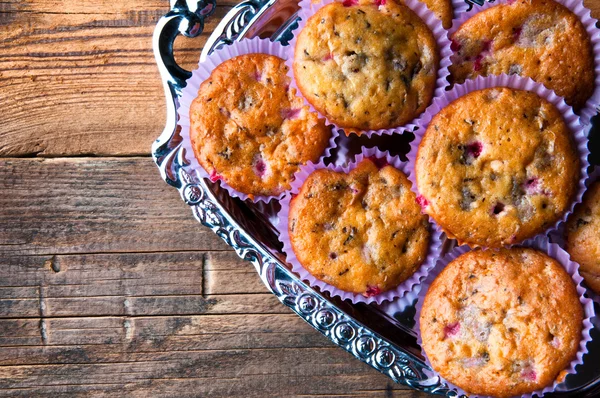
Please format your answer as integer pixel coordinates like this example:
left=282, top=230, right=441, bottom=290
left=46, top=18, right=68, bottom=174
left=418, top=0, right=452, bottom=29
left=415, top=87, right=580, bottom=247
left=450, top=0, right=595, bottom=110
left=288, top=158, right=430, bottom=295
left=190, top=54, right=331, bottom=198
left=294, top=0, right=439, bottom=132
left=420, top=248, right=583, bottom=397
left=565, top=180, right=600, bottom=294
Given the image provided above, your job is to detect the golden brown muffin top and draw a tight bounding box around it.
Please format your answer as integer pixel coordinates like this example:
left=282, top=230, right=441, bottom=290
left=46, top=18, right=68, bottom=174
left=450, top=0, right=594, bottom=110
left=415, top=0, right=452, bottom=29
left=294, top=0, right=439, bottom=132
left=420, top=248, right=583, bottom=398
left=310, top=0, right=453, bottom=28
left=189, top=54, right=331, bottom=198
left=415, top=87, right=580, bottom=248
left=565, top=180, right=600, bottom=294
left=288, top=158, right=430, bottom=296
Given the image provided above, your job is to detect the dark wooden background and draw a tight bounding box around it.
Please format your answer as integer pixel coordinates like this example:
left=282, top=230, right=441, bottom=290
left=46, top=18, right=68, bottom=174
left=1, top=1, right=598, bottom=396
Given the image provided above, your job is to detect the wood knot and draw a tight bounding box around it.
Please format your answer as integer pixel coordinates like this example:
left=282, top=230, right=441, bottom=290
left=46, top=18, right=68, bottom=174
left=44, top=255, right=60, bottom=273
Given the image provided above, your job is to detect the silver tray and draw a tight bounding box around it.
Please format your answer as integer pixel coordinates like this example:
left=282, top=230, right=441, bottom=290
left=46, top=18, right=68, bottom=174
left=152, top=0, right=600, bottom=395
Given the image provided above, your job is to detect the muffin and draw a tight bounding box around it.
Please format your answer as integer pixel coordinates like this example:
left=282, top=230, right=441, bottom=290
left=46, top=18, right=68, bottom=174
left=294, top=0, right=439, bottom=133
left=418, top=0, right=452, bottom=29
left=288, top=158, right=430, bottom=296
left=450, top=0, right=595, bottom=111
left=415, top=87, right=580, bottom=248
left=565, top=179, right=600, bottom=294
left=420, top=248, right=584, bottom=398
left=311, top=0, right=453, bottom=28
left=189, top=53, right=331, bottom=199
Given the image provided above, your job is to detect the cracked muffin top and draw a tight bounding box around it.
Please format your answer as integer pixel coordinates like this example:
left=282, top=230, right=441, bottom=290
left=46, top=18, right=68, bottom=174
left=309, top=0, right=454, bottom=28
left=420, top=247, right=583, bottom=398
left=189, top=53, right=331, bottom=199
left=418, top=0, right=452, bottom=29
left=450, top=0, right=594, bottom=111
left=288, top=158, right=430, bottom=296
left=415, top=87, right=580, bottom=248
left=293, top=0, right=439, bottom=133
left=565, top=179, right=600, bottom=295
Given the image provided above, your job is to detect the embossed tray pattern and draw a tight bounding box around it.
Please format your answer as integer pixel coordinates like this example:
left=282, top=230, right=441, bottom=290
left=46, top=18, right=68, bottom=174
left=151, top=0, right=600, bottom=395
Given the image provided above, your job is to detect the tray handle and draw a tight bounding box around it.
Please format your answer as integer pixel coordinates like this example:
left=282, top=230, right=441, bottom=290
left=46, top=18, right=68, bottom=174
left=157, top=0, right=216, bottom=85
left=151, top=0, right=216, bottom=188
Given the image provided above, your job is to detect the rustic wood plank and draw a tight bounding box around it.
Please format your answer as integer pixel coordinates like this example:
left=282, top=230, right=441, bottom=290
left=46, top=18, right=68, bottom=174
left=0, top=0, right=239, bottom=14
left=0, top=250, right=273, bottom=318
left=0, top=251, right=265, bottom=297
left=0, top=1, right=233, bottom=157
left=0, top=314, right=329, bottom=358
left=0, top=293, right=284, bottom=318
left=0, top=361, right=415, bottom=398
left=0, top=158, right=227, bottom=255
left=205, top=250, right=268, bottom=294
left=0, top=249, right=428, bottom=397
left=0, top=212, right=283, bottom=317
left=0, top=315, right=419, bottom=396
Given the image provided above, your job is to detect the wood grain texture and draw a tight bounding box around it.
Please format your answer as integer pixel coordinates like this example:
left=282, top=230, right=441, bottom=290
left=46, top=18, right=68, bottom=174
left=0, top=158, right=226, bottom=255
left=0, top=251, right=285, bottom=318
left=0, top=313, right=416, bottom=396
left=0, top=247, right=415, bottom=396
left=0, top=0, right=234, bottom=157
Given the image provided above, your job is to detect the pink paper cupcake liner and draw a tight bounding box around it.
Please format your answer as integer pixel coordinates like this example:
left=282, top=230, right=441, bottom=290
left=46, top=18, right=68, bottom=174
left=407, top=74, right=591, bottom=248
left=450, top=0, right=470, bottom=18
left=378, top=284, right=422, bottom=315
left=284, top=0, right=453, bottom=138
left=275, top=146, right=443, bottom=304
left=448, top=0, right=600, bottom=126
left=587, top=166, right=600, bottom=311
left=414, top=235, right=595, bottom=398
left=381, top=234, right=457, bottom=315
left=550, top=166, right=600, bottom=308
left=177, top=37, right=339, bottom=203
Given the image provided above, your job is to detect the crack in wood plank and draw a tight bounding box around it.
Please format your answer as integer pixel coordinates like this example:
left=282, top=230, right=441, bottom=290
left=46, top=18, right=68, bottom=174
left=37, top=285, right=47, bottom=345
left=1, top=248, right=233, bottom=257
left=201, top=252, right=208, bottom=298
left=123, top=319, right=133, bottom=341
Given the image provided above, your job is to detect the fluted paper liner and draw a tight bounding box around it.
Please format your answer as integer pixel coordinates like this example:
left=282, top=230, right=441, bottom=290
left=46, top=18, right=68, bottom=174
left=275, top=146, right=443, bottom=304
left=378, top=281, right=423, bottom=315
left=407, top=74, right=590, bottom=248
left=449, top=0, right=470, bottom=18
left=449, top=0, right=600, bottom=126
left=550, top=166, right=600, bottom=310
left=414, top=236, right=595, bottom=398
left=177, top=37, right=338, bottom=203
left=284, top=0, right=452, bottom=137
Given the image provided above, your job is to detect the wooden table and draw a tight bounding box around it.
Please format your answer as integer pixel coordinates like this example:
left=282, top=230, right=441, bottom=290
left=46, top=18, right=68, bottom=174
left=1, top=1, right=598, bottom=396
